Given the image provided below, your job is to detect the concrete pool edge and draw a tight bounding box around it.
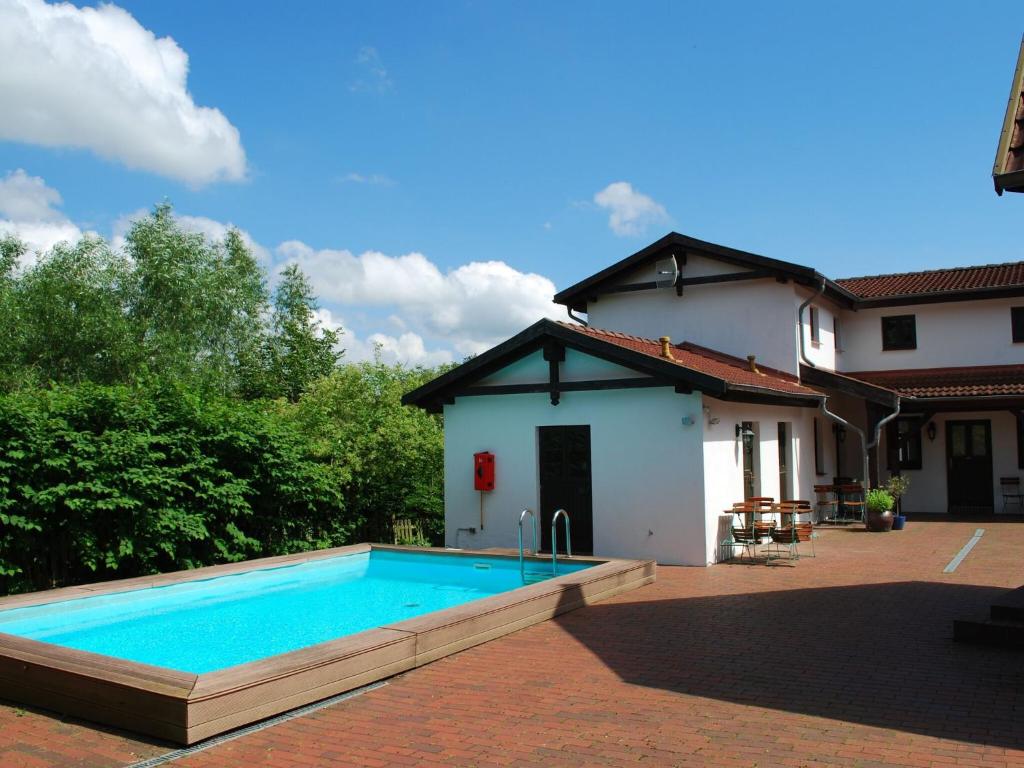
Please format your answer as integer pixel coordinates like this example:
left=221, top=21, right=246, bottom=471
left=0, top=544, right=655, bottom=744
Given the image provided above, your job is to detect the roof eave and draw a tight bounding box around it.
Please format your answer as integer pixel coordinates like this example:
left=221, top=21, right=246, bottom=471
left=552, top=232, right=832, bottom=312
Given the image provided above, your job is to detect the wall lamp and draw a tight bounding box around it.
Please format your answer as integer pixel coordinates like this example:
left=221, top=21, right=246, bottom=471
left=735, top=424, right=755, bottom=439
left=926, top=421, right=937, bottom=441
left=832, top=424, right=847, bottom=443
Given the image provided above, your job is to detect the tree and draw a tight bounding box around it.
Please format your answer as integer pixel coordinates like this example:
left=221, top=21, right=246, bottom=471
left=267, top=264, right=340, bottom=401
left=10, top=236, right=138, bottom=387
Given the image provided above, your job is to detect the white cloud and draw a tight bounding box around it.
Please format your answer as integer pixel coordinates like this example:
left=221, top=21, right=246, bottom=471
left=0, top=0, right=246, bottom=186
left=349, top=46, right=393, bottom=93
left=275, top=242, right=561, bottom=356
left=593, top=181, right=669, bottom=236
left=315, top=308, right=452, bottom=367
left=338, top=172, right=396, bottom=186
left=0, top=169, right=84, bottom=258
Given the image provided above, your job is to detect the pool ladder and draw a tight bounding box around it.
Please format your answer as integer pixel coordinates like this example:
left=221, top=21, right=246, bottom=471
left=518, top=509, right=538, bottom=582
left=518, top=508, right=572, bottom=582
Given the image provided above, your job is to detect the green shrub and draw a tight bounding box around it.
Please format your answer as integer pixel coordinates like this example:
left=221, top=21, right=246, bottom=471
left=0, top=382, right=348, bottom=593
left=866, top=488, right=894, bottom=514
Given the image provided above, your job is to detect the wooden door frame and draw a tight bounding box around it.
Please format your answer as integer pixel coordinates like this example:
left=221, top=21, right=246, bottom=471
left=945, top=418, right=994, bottom=513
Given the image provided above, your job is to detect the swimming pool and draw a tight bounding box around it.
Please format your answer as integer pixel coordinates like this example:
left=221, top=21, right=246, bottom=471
left=0, top=549, right=594, bottom=673
left=0, top=544, right=654, bottom=744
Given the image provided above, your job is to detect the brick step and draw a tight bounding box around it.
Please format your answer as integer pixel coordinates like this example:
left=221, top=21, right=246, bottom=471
left=990, top=585, right=1024, bottom=622
left=953, top=617, right=1024, bottom=648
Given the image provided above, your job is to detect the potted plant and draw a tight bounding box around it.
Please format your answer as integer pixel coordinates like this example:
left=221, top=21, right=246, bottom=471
left=885, top=475, right=910, bottom=530
left=865, top=488, right=895, bottom=532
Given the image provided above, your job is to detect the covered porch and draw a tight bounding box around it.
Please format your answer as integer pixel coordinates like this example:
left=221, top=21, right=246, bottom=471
left=802, top=363, right=1024, bottom=515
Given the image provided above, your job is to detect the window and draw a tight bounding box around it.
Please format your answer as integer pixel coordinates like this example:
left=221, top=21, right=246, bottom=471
left=1012, top=307, right=1024, bottom=343
left=778, top=422, right=793, bottom=499
left=1017, top=413, right=1024, bottom=469
left=741, top=421, right=759, bottom=499
left=809, top=306, right=821, bottom=346
left=881, top=314, right=916, bottom=351
left=887, top=417, right=922, bottom=470
left=813, top=417, right=825, bottom=475
left=833, top=316, right=842, bottom=352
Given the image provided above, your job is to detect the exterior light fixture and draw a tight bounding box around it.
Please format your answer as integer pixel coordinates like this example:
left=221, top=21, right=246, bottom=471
left=833, top=424, right=847, bottom=443
left=926, top=421, right=937, bottom=441
left=735, top=424, right=755, bottom=439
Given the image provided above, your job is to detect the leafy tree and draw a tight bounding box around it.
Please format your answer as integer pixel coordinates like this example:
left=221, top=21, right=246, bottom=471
left=289, top=358, right=448, bottom=542
left=10, top=236, right=138, bottom=387
left=268, top=263, right=340, bottom=401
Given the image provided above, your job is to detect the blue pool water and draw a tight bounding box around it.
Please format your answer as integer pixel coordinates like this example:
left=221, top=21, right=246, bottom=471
left=0, top=550, right=592, bottom=674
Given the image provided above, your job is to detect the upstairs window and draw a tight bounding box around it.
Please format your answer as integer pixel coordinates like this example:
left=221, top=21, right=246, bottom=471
left=833, top=316, right=842, bottom=352
left=809, top=306, right=821, bottom=346
left=1012, top=307, right=1024, bottom=343
left=881, top=314, right=916, bottom=351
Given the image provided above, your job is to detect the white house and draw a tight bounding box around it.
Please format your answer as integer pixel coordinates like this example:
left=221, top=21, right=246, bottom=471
left=403, top=233, right=1024, bottom=565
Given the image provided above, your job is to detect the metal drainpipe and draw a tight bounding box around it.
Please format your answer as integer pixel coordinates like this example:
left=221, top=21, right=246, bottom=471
left=818, top=395, right=871, bottom=486
left=866, top=396, right=902, bottom=484
left=567, top=307, right=588, bottom=327
left=798, top=279, right=825, bottom=368
left=818, top=394, right=901, bottom=488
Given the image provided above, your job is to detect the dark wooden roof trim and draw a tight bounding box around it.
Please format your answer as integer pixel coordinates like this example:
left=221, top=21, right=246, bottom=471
left=852, top=283, right=1024, bottom=308
left=717, top=386, right=821, bottom=409
left=552, top=232, right=855, bottom=313
left=402, top=319, right=821, bottom=412
left=799, top=364, right=899, bottom=407
left=994, top=35, right=1024, bottom=195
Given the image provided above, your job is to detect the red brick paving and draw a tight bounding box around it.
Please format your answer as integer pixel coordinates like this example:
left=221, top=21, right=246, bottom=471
left=3, top=519, right=1024, bottom=768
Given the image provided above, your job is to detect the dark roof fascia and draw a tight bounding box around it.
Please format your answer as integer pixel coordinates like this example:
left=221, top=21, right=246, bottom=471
left=402, top=319, right=820, bottom=412
left=799, top=364, right=899, bottom=407
left=994, top=168, right=1024, bottom=195
left=715, top=385, right=821, bottom=409
left=899, top=394, right=1024, bottom=413
left=552, top=232, right=855, bottom=312
left=850, top=283, right=1024, bottom=309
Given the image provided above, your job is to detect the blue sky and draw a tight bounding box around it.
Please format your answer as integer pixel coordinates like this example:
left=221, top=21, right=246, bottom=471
left=1, top=0, right=1022, bottom=364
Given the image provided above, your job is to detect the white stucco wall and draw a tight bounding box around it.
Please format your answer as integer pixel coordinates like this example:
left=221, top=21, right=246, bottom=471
left=701, top=396, right=820, bottom=561
left=796, top=288, right=844, bottom=371
left=838, top=297, right=1024, bottom=372
left=879, top=411, right=1019, bottom=514
left=443, top=387, right=708, bottom=565
left=585, top=254, right=804, bottom=375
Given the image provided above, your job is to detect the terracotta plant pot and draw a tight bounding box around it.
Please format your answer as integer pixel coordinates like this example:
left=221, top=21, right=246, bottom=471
left=865, top=509, right=894, bottom=532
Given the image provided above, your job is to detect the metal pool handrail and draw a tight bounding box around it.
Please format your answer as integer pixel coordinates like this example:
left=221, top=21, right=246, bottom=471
left=551, top=509, right=572, bottom=575
left=518, top=508, right=537, bottom=581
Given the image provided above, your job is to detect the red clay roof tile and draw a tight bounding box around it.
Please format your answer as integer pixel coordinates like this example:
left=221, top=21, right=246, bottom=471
left=557, top=322, right=819, bottom=397
left=835, top=263, right=1024, bottom=299
left=845, top=365, right=1024, bottom=399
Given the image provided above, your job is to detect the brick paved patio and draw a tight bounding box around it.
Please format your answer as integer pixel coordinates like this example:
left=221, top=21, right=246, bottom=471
left=3, top=519, right=1024, bottom=768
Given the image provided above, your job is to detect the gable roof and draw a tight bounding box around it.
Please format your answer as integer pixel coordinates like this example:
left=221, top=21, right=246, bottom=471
left=994, top=36, right=1024, bottom=195
left=835, top=262, right=1024, bottom=305
left=552, top=232, right=856, bottom=313
left=552, top=231, right=1024, bottom=312
left=401, top=319, right=822, bottom=413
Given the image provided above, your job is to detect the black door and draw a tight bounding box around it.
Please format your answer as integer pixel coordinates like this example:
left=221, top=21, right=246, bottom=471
left=539, top=425, right=593, bottom=555
left=946, top=420, right=994, bottom=514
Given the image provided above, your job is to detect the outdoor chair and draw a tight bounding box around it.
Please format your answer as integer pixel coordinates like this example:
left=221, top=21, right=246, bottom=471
left=726, top=502, right=775, bottom=560
left=837, top=484, right=865, bottom=523
left=777, top=499, right=812, bottom=522
left=814, top=484, right=837, bottom=523
left=1001, top=477, right=1024, bottom=513
left=768, top=521, right=815, bottom=560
